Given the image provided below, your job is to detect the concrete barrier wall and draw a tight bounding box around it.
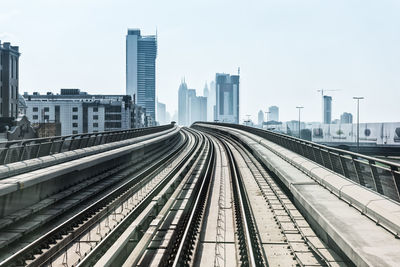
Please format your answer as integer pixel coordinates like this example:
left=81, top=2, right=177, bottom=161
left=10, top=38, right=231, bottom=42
left=0, top=127, right=180, bottom=217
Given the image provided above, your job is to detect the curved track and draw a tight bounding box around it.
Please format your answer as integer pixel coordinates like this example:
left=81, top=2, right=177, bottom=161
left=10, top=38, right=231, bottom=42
left=0, top=126, right=358, bottom=266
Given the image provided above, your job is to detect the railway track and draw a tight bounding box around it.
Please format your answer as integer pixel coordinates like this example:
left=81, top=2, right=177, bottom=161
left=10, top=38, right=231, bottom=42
left=0, top=129, right=198, bottom=266
left=0, top=126, right=352, bottom=266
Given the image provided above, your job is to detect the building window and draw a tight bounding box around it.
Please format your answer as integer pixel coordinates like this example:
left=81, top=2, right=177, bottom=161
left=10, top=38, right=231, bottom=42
left=72, top=115, right=78, bottom=120
left=105, top=114, right=121, bottom=120
left=72, top=130, right=78, bottom=134
left=72, top=123, right=78, bottom=127
left=44, top=107, right=50, bottom=112
left=33, top=107, right=38, bottom=112
left=33, top=115, right=38, bottom=120
left=72, top=107, right=78, bottom=112
left=93, top=123, right=98, bottom=127
left=44, top=115, right=49, bottom=120
left=105, top=106, right=121, bottom=113
left=93, top=107, right=98, bottom=112
left=93, top=115, right=98, bottom=120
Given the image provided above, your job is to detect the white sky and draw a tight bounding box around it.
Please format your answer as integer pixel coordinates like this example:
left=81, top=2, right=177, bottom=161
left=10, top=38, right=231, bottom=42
left=1, top=0, right=399, bottom=123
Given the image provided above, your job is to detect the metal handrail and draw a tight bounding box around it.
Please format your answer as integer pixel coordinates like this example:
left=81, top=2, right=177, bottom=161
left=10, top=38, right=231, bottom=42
left=194, top=122, right=400, bottom=202
left=0, top=124, right=174, bottom=165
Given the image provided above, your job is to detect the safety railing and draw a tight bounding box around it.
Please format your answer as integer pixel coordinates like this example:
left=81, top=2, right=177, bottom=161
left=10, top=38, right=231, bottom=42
left=196, top=122, right=400, bottom=202
left=0, top=124, right=174, bottom=165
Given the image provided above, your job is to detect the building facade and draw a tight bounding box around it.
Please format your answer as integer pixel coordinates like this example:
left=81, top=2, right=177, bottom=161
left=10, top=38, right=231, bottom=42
left=268, top=106, right=279, bottom=122
left=215, top=73, right=239, bottom=123
left=323, top=95, right=332, bottom=124
left=126, top=29, right=157, bottom=122
left=24, top=89, right=146, bottom=136
left=0, top=41, right=20, bottom=119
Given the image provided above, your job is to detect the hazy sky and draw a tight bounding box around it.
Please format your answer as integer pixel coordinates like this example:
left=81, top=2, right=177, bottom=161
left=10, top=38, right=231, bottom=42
left=1, top=0, right=399, bottom=123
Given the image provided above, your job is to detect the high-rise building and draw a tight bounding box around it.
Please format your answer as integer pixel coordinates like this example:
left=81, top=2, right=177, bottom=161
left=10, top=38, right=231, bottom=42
left=269, top=106, right=279, bottom=122
left=126, top=29, right=157, bottom=122
left=0, top=41, right=20, bottom=119
left=178, top=81, right=207, bottom=126
left=187, top=89, right=207, bottom=125
left=258, top=110, right=264, bottom=125
left=340, top=112, right=353, bottom=124
left=208, top=81, right=216, bottom=122
left=187, top=89, right=196, bottom=125
left=203, top=82, right=209, bottom=98
left=323, top=95, right=332, bottom=124
left=215, top=73, right=239, bottom=123
left=157, top=101, right=166, bottom=125
left=178, top=81, right=188, bottom=126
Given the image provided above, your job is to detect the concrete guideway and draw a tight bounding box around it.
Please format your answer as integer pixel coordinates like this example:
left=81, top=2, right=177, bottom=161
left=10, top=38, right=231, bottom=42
left=1, top=123, right=400, bottom=266
left=194, top=123, right=400, bottom=267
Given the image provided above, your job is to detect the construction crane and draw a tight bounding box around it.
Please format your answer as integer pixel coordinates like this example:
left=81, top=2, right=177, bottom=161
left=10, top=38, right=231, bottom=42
left=317, top=89, right=341, bottom=98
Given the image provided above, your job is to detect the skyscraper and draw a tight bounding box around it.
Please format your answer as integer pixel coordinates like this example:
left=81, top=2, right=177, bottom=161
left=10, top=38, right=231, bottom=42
left=323, top=95, right=332, bottom=124
left=269, top=106, right=279, bottom=121
left=203, top=82, right=209, bottom=98
left=208, top=81, right=216, bottom=122
left=126, top=29, right=157, bottom=122
left=0, top=41, right=20, bottom=118
left=258, top=110, right=264, bottom=125
left=178, top=81, right=188, bottom=126
left=215, top=73, right=240, bottom=123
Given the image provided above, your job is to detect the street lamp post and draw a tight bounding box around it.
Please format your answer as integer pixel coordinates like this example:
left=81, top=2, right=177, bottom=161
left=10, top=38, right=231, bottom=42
left=296, top=106, right=304, bottom=138
left=353, top=97, right=364, bottom=153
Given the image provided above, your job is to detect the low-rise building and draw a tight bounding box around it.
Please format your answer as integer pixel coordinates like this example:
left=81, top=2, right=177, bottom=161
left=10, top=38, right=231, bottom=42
left=24, top=89, right=147, bottom=136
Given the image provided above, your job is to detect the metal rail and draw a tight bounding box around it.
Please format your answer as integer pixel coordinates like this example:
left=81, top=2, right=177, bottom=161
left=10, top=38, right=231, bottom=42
left=157, top=133, right=212, bottom=265
left=195, top=122, right=400, bottom=202
left=0, top=124, right=174, bottom=165
left=218, top=135, right=265, bottom=267
left=220, top=132, right=336, bottom=266
left=172, top=135, right=215, bottom=266
left=77, top=129, right=204, bottom=267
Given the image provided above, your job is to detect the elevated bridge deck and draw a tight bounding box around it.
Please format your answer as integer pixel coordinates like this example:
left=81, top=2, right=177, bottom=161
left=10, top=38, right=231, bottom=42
left=0, top=122, right=398, bottom=266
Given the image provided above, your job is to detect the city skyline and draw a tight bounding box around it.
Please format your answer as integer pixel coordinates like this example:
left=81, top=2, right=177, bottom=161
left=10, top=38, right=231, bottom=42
left=1, top=1, right=399, bottom=123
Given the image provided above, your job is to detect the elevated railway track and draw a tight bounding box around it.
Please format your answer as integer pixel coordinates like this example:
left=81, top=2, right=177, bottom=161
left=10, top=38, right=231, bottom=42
left=0, top=122, right=399, bottom=266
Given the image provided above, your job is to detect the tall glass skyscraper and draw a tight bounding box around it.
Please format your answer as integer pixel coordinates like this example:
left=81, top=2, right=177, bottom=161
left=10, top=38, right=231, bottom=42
left=126, top=29, right=157, bottom=122
left=323, top=95, right=332, bottom=124
left=215, top=73, right=240, bottom=123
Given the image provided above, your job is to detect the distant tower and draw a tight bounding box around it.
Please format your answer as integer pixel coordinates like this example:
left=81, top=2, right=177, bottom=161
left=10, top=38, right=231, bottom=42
left=340, top=112, right=353, bottom=124
left=323, top=96, right=332, bottom=124
left=268, top=106, right=279, bottom=121
left=126, top=29, right=157, bottom=122
left=215, top=73, right=240, bottom=123
left=208, top=81, right=216, bottom=122
left=258, top=110, right=264, bottom=125
left=203, top=82, right=209, bottom=98
left=178, top=80, right=188, bottom=126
